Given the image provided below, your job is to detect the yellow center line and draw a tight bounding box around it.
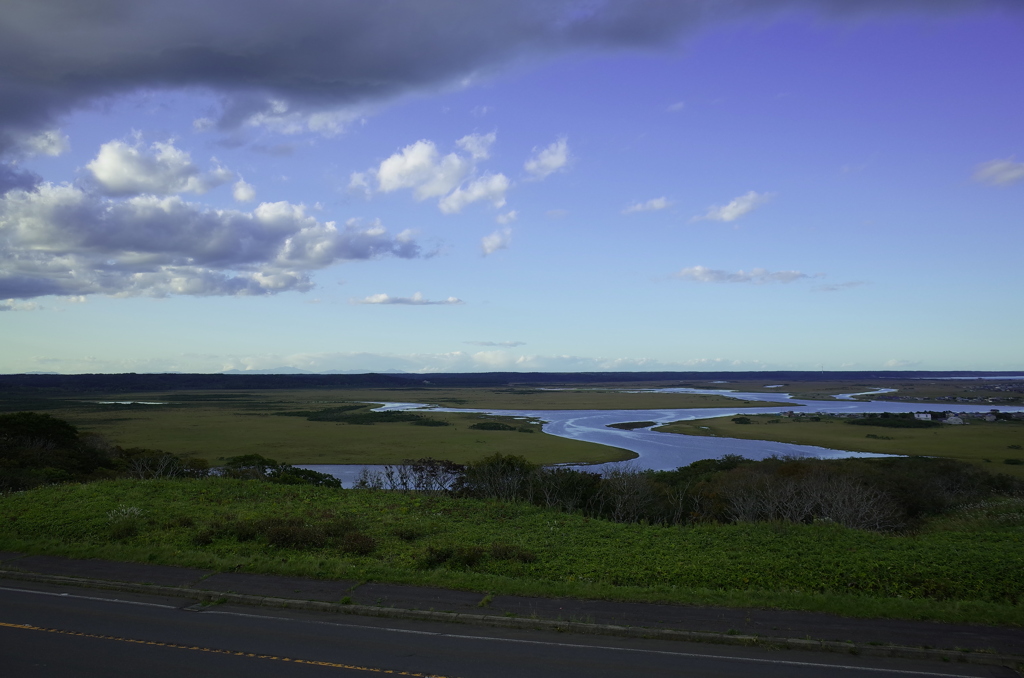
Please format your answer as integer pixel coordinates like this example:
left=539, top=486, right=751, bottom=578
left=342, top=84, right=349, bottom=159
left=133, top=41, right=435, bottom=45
left=0, top=621, right=456, bottom=677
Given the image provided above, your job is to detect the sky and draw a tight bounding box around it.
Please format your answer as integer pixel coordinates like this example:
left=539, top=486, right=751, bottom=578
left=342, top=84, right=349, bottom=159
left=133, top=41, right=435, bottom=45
left=1, top=0, right=1022, bottom=374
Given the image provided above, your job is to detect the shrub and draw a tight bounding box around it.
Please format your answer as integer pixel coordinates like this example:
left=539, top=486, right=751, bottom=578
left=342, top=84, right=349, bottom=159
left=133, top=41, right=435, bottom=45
left=390, top=526, right=425, bottom=542
left=469, top=422, right=517, bottom=431
left=0, top=412, right=119, bottom=490
left=460, top=454, right=536, bottom=501
left=357, top=458, right=464, bottom=493
left=107, top=504, right=145, bottom=540
left=412, top=418, right=451, bottom=427
left=846, top=418, right=939, bottom=429
left=340, top=531, right=377, bottom=555
left=489, top=542, right=537, bottom=563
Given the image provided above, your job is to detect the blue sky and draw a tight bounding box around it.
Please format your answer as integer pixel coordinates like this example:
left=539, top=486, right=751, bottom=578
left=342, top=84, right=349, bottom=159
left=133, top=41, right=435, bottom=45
left=1, top=1, right=1021, bottom=374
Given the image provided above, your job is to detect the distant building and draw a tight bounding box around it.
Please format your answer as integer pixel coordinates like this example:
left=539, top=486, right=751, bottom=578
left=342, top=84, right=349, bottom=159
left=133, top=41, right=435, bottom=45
left=944, top=416, right=964, bottom=425
left=914, top=413, right=932, bottom=421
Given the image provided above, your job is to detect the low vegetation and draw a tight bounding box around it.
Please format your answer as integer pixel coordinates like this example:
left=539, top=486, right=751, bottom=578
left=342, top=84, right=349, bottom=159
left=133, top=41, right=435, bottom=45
left=6, top=391, right=644, bottom=466
left=606, top=421, right=657, bottom=430
left=4, top=409, right=1024, bottom=627
left=2, top=473, right=1022, bottom=626
left=656, top=413, right=1024, bottom=477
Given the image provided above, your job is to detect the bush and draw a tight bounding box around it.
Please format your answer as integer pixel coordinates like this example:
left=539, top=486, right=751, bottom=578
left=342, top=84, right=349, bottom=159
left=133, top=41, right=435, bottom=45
left=0, top=412, right=120, bottom=490
left=340, top=531, right=377, bottom=555
left=221, top=454, right=341, bottom=487
left=412, top=418, right=451, bottom=427
left=460, top=454, right=536, bottom=501
left=468, top=422, right=517, bottom=431
left=417, top=542, right=535, bottom=570
left=847, top=418, right=940, bottom=429
left=107, top=504, right=145, bottom=540
left=195, top=515, right=373, bottom=553
left=357, top=458, right=464, bottom=493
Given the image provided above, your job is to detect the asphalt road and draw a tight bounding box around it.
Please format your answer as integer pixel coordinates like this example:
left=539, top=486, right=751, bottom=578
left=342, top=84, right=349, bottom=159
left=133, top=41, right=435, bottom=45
left=0, top=582, right=1017, bottom=678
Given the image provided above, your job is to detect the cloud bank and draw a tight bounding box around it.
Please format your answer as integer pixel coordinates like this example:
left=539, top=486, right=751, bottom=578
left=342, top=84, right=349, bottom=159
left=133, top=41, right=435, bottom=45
left=0, top=184, right=421, bottom=299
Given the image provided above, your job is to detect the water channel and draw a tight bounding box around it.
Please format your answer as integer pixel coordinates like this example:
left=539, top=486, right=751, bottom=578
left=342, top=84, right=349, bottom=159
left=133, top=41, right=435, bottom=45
left=301, top=387, right=1024, bottom=486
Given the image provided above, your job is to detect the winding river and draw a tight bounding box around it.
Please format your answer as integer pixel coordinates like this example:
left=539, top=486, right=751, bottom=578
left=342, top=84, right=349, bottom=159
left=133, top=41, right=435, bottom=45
left=301, top=387, right=1024, bottom=486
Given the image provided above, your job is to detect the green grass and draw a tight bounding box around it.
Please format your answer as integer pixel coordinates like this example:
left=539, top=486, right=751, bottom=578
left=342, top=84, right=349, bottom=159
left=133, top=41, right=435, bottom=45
left=655, top=415, right=1024, bottom=478
left=1, top=479, right=1022, bottom=627
left=65, top=407, right=633, bottom=466
left=292, top=387, right=782, bottom=411
left=5, top=387, right=783, bottom=466
left=666, top=379, right=1024, bottom=405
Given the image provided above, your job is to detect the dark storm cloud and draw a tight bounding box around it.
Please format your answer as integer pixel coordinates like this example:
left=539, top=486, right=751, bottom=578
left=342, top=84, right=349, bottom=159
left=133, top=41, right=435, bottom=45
left=0, top=164, right=41, bottom=194
left=0, top=0, right=1013, bottom=152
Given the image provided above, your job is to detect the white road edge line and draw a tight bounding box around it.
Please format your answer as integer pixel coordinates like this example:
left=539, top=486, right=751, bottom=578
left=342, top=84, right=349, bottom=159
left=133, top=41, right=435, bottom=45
left=198, top=608, right=987, bottom=678
left=0, top=585, right=178, bottom=609
left=0, top=585, right=993, bottom=678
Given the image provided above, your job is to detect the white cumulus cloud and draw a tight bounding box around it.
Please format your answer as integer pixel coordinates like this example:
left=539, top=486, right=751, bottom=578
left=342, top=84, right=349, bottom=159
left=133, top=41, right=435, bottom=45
left=352, top=292, right=463, bottom=305
left=623, top=197, right=671, bottom=214
left=524, top=137, right=569, bottom=179
left=481, top=228, right=512, bottom=256
left=375, top=139, right=471, bottom=199
left=973, top=158, right=1024, bottom=186
left=355, top=134, right=513, bottom=214
left=456, top=132, right=496, bottom=160
left=694, top=190, right=773, bottom=222
left=18, top=130, right=70, bottom=158
left=87, top=140, right=234, bottom=197
left=496, top=210, right=518, bottom=224
left=233, top=179, right=257, bottom=203
left=439, top=173, right=509, bottom=214
left=674, top=266, right=814, bottom=284
left=0, top=183, right=422, bottom=299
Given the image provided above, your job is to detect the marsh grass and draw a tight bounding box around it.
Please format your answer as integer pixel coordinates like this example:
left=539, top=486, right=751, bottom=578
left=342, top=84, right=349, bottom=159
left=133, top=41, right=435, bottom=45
left=49, top=395, right=633, bottom=466
left=656, top=415, right=1024, bottom=477
left=2, top=478, right=1022, bottom=627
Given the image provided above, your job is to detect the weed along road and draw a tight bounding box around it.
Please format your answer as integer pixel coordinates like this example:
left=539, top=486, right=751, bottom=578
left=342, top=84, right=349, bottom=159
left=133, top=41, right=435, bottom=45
left=0, top=583, right=1014, bottom=678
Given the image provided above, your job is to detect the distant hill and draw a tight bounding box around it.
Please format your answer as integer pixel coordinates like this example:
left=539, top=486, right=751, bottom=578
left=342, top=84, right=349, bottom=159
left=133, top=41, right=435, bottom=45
left=0, top=370, right=1021, bottom=394
left=221, top=367, right=313, bottom=375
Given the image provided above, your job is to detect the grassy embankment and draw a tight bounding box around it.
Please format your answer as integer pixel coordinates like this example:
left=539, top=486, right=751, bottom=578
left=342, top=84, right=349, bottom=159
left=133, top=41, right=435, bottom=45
left=655, top=415, right=1024, bottom=478
left=1, top=478, right=1022, bottom=627
left=10, top=388, right=778, bottom=466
